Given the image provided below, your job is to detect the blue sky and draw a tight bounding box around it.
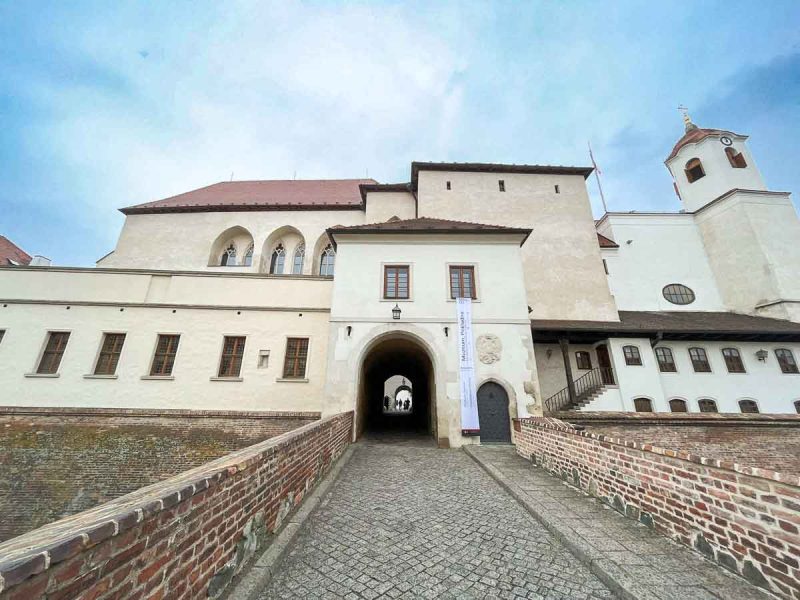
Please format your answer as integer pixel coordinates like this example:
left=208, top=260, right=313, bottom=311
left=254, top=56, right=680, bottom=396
left=1, top=1, right=799, bottom=266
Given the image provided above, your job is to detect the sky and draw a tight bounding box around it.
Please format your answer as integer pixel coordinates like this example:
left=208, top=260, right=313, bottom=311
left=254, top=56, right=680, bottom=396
left=1, top=1, right=799, bottom=266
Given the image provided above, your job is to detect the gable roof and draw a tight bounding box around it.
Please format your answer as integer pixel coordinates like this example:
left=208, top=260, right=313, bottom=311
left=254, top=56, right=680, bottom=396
left=326, top=217, right=532, bottom=248
left=0, top=236, right=32, bottom=266
left=666, top=128, right=746, bottom=162
left=410, top=161, right=593, bottom=188
left=121, top=179, right=376, bottom=215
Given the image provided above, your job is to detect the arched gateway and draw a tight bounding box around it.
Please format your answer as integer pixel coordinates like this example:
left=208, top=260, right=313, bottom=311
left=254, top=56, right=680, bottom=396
left=356, top=333, right=437, bottom=440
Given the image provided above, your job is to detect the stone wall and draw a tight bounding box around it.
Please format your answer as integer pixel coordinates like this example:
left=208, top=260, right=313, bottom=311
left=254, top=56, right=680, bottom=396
left=0, top=407, right=320, bottom=543
left=0, top=411, right=353, bottom=600
left=514, top=417, right=800, bottom=600
left=558, top=411, right=800, bottom=477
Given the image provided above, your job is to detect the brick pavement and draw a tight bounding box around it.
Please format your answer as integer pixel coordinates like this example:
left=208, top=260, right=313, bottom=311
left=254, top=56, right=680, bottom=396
left=466, top=445, right=775, bottom=600
left=258, top=437, right=614, bottom=600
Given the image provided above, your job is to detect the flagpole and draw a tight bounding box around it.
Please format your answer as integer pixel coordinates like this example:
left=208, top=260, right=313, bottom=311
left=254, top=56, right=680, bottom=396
left=588, top=141, right=609, bottom=214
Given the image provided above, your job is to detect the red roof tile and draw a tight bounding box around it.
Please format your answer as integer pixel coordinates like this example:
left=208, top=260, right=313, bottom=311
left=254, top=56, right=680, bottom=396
left=0, top=236, right=31, bottom=266
left=666, top=128, right=745, bottom=162
left=121, top=179, right=376, bottom=215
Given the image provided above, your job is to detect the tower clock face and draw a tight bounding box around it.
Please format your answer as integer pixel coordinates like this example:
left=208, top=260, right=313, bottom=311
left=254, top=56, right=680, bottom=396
left=720, top=136, right=733, bottom=146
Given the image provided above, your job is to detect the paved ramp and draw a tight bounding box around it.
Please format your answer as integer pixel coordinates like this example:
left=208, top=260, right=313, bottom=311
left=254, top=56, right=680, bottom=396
left=258, top=439, right=613, bottom=599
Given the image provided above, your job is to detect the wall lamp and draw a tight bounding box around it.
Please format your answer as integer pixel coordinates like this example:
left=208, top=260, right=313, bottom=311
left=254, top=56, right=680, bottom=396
left=755, top=349, right=768, bottom=362
left=392, top=304, right=401, bottom=320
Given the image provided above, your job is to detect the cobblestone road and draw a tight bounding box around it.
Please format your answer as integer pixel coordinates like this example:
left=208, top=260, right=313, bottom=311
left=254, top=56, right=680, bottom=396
left=258, top=438, right=614, bottom=599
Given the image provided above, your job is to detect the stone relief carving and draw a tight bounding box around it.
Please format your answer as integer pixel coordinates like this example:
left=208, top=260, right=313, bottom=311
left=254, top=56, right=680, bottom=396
left=476, top=334, right=502, bottom=364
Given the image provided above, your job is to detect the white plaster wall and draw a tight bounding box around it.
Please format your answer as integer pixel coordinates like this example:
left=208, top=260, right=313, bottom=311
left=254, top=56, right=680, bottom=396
left=598, top=214, right=725, bottom=311
left=0, top=303, right=330, bottom=412
left=416, top=170, right=618, bottom=321
left=666, top=134, right=765, bottom=212
left=324, top=234, right=538, bottom=447
left=533, top=343, right=602, bottom=401
left=695, top=191, right=800, bottom=318
left=364, top=191, right=416, bottom=223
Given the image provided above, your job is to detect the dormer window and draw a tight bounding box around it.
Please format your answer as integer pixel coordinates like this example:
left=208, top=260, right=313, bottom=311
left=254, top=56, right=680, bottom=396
left=725, top=147, right=747, bottom=168
left=684, top=158, right=705, bottom=183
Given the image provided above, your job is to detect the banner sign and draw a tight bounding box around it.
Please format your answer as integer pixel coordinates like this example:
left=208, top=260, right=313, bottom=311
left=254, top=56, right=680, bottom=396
left=457, top=297, right=480, bottom=435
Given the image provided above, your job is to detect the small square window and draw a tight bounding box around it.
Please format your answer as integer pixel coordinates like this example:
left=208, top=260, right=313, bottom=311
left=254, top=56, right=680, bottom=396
left=575, top=351, right=592, bottom=370
left=498, top=180, right=505, bottom=192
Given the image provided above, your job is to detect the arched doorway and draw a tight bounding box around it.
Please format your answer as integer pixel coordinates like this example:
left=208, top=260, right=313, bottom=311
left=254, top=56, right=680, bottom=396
left=357, top=335, right=435, bottom=439
left=477, top=382, right=511, bottom=443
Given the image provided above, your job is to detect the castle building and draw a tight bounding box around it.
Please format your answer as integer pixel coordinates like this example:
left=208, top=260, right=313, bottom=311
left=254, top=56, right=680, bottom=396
left=1, top=115, right=799, bottom=448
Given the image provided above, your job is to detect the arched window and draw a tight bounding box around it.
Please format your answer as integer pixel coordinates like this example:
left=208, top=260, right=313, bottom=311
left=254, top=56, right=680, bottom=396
left=775, top=349, right=799, bottom=374
left=722, top=348, right=745, bottom=373
left=292, top=243, right=305, bottom=275
left=269, top=244, right=286, bottom=274
left=725, top=147, right=747, bottom=168
left=633, top=397, right=653, bottom=412
left=689, top=347, right=711, bottom=373
left=575, top=351, right=592, bottom=370
left=623, top=345, right=642, bottom=366
left=319, top=244, right=335, bottom=276
left=220, top=243, right=236, bottom=266
left=698, top=399, right=718, bottom=413
left=655, top=347, right=677, bottom=372
left=669, top=399, right=688, bottom=413
left=662, top=284, right=695, bottom=305
left=684, top=158, right=705, bottom=183
left=243, top=243, right=254, bottom=267
left=738, top=399, right=759, bottom=414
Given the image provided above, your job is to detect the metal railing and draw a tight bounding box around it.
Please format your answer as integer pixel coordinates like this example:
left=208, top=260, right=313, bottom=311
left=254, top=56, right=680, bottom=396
left=544, top=367, right=614, bottom=414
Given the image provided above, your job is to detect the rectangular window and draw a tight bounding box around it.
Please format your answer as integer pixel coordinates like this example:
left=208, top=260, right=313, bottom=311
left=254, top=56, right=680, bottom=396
left=94, top=333, right=126, bottom=375
left=498, top=180, right=505, bottom=192
left=575, top=351, right=592, bottom=370
left=150, top=334, right=180, bottom=376
left=37, top=332, right=70, bottom=374
left=0, top=330, right=5, bottom=344
left=282, top=337, right=309, bottom=379
left=554, top=184, right=560, bottom=194
left=218, top=336, right=246, bottom=378
left=602, top=259, right=609, bottom=275
left=655, top=347, right=676, bottom=373
left=623, top=345, right=642, bottom=366
left=446, top=181, right=451, bottom=190
left=775, top=349, right=799, bottom=374
left=722, top=348, right=745, bottom=373
left=383, top=265, right=410, bottom=300
left=449, top=266, right=476, bottom=300
left=689, top=347, right=711, bottom=373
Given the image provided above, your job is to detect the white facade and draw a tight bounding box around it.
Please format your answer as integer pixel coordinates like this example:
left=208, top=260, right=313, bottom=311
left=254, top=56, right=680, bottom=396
left=1, top=117, right=799, bottom=435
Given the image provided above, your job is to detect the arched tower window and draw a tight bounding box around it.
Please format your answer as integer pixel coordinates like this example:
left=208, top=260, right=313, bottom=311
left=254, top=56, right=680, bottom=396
left=293, top=243, right=305, bottom=274
left=243, top=243, right=254, bottom=267
left=269, top=244, right=286, bottom=274
left=633, top=397, right=653, bottom=412
left=684, top=158, right=705, bottom=183
left=319, top=244, right=335, bottom=276
left=220, top=243, right=236, bottom=266
left=738, top=399, right=759, bottom=414
left=725, top=147, right=747, bottom=168
left=698, top=399, right=718, bottom=413
left=669, top=398, right=687, bottom=413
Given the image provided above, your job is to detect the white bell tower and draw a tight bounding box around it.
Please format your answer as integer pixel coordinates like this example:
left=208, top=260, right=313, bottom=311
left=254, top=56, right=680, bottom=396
left=666, top=109, right=800, bottom=322
left=665, top=108, right=765, bottom=212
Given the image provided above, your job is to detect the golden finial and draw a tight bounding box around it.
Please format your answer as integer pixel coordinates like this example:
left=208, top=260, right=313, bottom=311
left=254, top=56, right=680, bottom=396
left=677, top=105, right=697, bottom=132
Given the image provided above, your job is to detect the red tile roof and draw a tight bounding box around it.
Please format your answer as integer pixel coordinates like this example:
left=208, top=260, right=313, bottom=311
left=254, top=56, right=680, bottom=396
left=666, top=128, right=745, bottom=162
left=121, top=179, right=376, bottom=215
left=596, top=232, right=618, bottom=248
left=327, top=217, right=532, bottom=246
left=0, top=236, right=31, bottom=266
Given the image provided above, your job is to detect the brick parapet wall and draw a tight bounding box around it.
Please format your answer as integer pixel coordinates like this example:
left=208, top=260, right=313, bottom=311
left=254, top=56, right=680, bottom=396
left=0, top=411, right=353, bottom=600
left=514, top=417, right=800, bottom=600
